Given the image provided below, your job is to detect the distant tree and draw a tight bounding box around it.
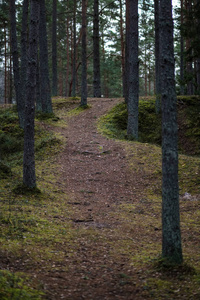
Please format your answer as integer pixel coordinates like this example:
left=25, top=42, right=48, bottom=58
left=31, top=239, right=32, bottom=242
left=160, top=0, right=183, bottom=264
left=81, top=0, right=87, bottom=106
left=127, top=0, right=139, bottom=140
left=20, top=0, right=29, bottom=125
left=39, top=0, right=53, bottom=113
left=52, top=0, right=57, bottom=96
left=119, top=0, right=125, bottom=97
left=9, top=0, right=23, bottom=127
left=154, top=0, right=161, bottom=112
left=72, top=0, right=77, bottom=97
left=23, top=0, right=39, bottom=188
left=125, top=0, right=130, bottom=103
left=93, top=0, right=101, bottom=97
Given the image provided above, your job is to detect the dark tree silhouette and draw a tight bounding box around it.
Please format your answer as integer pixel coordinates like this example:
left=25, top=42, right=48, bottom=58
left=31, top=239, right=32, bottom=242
left=52, top=0, right=57, bottom=96
left=39, top=0, right=53, bottom=113
left=127, top=0, right=139, bottom=140
left=81, top=0, right=87, bottom=106
left=154, top=0, right=161, bottom=113
left=93, top=0, right=101, bottom=97
left=23, top=0, right=39, bottom=188
left=9, top=0, right=23, bottom=127
left=160, top=0, right=183, bottom=264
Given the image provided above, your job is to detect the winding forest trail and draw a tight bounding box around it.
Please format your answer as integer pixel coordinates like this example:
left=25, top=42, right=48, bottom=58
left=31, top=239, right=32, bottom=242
left=58, top=98, right=141, bottom=226
left=42, top=98, right=155, bottom=299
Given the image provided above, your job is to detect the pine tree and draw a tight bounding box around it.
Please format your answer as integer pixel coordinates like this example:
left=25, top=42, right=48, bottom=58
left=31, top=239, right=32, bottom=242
left=23, top=0, right=40, bottom=188
left=81, top=0, right=87, bottom=106
left=93, top=0, right=101, bottom=97
left=39, top=0, right=53, bottom=113
left=127, top=0, right=139, bottom=140
left=160, top=0, right=183, bottom=264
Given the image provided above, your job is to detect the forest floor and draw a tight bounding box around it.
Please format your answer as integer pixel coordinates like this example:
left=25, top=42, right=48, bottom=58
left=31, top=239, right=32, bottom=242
left=0, top=97, right=200, bottom=299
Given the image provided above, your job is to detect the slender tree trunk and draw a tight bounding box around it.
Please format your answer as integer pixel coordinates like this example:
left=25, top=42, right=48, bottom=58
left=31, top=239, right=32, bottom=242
left=160, top=0, right=182, bottom=264
left=185, top=0, right=194, bottom=95
left=65, top=17, right=70, bottom=97
left=154, top=0, right=161, bottom=112
left=4, top=25, right=7, bottom=104
left=39, top=0, right=53, bottom=113
left=23, top=0, right=39, bottom=188
left=180, top=0, right=184, bottom=95
left=93, top=0, right=101, bottom=97
left=119, top=0, right=125, bottom=97
left=125, top=0, right=130, bottom=103
left=9, top=40, right=12, bottom=104
left=52, top=0, right=57, bottom=96
left=9, top=0, right=23, bottom=126
left=72, top=0, right=77, bottom=97
left=20, top=0, right=29, bottom=124
left=196, top=58, right=200, bottom=94
left=59, top=58, right=63, bottom=96
left=81, top=0, right=87, bottom=106
left=127, top=0, right=139, bottom=140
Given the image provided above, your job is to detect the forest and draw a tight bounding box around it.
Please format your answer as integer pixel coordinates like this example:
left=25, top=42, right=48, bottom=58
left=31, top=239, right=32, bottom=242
left=0, top=0, right=200, bottom=299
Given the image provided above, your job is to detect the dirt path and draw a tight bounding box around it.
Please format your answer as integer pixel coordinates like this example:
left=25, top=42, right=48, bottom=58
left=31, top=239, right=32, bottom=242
left=42, top=98, right=147, bottom=299
left=58, top=98, right=139, bottom=225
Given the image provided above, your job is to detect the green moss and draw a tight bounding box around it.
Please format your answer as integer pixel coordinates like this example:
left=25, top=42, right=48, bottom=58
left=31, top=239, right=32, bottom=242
left=0, top=161, right=12, bottom=179
left=99, top=97, right=200, bottom=156
left=67, top=104, right=91, bottom=117
left=0, top=270, right=43, bottom=299
left=12, top=184, right=41, bottom=195
left=35, top=112, right=56, bottom=121
left=98, top=100, right=161, bottom=144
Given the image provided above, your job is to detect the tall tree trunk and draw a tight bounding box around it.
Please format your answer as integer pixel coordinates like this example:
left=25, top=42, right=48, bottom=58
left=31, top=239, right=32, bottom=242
left=185, top=0, right=194, bottom=95
left=81, top=0, right=87, bottom=106
left=23, top=0, right=39, bottom=188
left=72, top=0, right=77, bottom=97
left=4, top=24, right=7, bottom=104
left=65, top=16, right=70, bottom=97
left=160, top=0, right=182, bottom=264
left=124, top=0, right=130, bottom=103
left=127, top=0, right=139, bottom=140
left=52, top=0, right=57, bottom=96
left=93, top=0, right=101, bottom=97
left=154, top=0, right=161, bottom=112
left=180, top=0, right=184, bottom=95
left=9, top=0, right=23, bottom=127
left=8, top=39, right=13, bottom=104
left=119, top=0, right=125, bottom=97
left=20, top=0, right=29, bottom=125
left=39, top=0, right=53, bottom=113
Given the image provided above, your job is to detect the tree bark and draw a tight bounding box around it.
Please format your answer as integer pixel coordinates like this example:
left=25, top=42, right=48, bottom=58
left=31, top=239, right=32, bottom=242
left=20, top=0, right=29, bottom=125
left=81, top=0, right=87, bottom=106
left=52, top=0, right=57, bottom=96
left=93, top=0, right=101, bottom=97
left=124, top=0, right=130, bottom=103
left=127, top=0, right=139, bottom=140
left=160, top=0, right=183, bottom=264
left=23, top=0, right=39, bottom=188
left=119, top=0, right=125, bottom=97
left=39, top=0, right=53, bottom=113
left=9, top=0, right=23, bottom=127
left=180, top=0, right=184, bottom=95
left=72, top=0, right=77, bottom=97
left=154, top=0, right=161, bottom=112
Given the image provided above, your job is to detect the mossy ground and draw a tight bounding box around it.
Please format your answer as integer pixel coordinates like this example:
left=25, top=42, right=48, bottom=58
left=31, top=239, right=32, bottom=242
left=0, top=96, right=199, bottom=299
